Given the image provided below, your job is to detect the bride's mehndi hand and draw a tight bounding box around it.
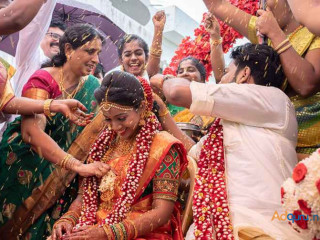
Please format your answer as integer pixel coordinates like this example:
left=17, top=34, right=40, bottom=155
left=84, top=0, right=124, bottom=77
left=52, top=221, right=73, bottom=240
left=62, top=225, right=106, bottom=240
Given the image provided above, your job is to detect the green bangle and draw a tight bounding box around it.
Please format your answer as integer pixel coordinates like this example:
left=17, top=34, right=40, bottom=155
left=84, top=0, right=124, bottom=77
left=119, top=222, right=128, bottom=240
left=111, top=224, right=120, bottom=240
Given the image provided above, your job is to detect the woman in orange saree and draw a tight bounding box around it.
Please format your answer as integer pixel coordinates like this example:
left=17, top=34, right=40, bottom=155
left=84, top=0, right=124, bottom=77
left=51, top=71, right=188, bottom=240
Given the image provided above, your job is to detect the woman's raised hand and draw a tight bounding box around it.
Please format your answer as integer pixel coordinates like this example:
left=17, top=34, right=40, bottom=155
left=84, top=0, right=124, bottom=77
left=256, top=8, right=282, bottom=40
left=152, top=10, right=166, bottom=31
left=50, top=99, right=94, bottom=126
left=51, top=220, right=73, bottom=240
left=205, top=13, right=221, bottom=39
left=74, top=161, right=111, bottom=178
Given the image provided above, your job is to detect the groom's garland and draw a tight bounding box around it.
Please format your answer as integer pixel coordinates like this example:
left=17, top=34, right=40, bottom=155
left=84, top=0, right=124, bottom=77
left=193, top=119, right=234, bottom=239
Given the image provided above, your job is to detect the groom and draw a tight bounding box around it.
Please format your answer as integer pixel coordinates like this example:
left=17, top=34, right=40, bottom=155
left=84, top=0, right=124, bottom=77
left=163, top=43, right=306, bottom=239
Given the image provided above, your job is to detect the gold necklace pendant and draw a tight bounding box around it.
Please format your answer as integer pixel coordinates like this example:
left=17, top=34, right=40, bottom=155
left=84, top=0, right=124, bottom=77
left=59, top=67, right=85, bottom=99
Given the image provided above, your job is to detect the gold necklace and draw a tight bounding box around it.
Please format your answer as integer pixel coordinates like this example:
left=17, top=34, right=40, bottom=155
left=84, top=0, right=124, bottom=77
left=101, top=137, right=136, bottom=164
left=59, top=67, right=85, bottom=99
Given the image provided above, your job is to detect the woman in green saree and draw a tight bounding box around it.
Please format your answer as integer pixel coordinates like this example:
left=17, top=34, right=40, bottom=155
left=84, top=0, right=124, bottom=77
left=0, top=24, right=110, bottom=239
left=0, top=56, right=94, bottom=129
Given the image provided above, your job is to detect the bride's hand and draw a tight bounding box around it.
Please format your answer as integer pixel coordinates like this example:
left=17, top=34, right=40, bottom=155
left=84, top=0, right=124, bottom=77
left=62, top=225, right=106, bottom=240
left=50, top=99, right=94, bottom=126
left=51, top=220, right=73, bottom=240
left=74, top=161, right=111, bottom=178
left=152, top=92, right=167, bottom=110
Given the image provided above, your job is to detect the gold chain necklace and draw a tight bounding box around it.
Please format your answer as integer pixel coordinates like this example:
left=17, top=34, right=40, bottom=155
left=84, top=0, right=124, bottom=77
left=59, top=67, right=85, bottom=99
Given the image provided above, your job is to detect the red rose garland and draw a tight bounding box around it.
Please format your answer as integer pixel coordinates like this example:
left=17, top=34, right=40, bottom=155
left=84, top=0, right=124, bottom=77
left=193, top=119, right=234, bottom=239
left=137, top=76, right=153, bottom=111
left=163, top=0, right=258, bottom=81
left=76, top=77, right=160, bottom=227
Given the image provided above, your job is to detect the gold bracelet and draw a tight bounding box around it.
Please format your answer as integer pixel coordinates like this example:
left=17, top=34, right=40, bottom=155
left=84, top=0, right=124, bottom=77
left=118, top=223, right=128, bottom=240
left=103, top=225, right=115, bottom=240
left=274, top=38, right=289, bottom=52
left=150, top=53, right=161, bottom=58
left=65, top=157, right=78, bottom=170
left=60, top=215, right=77, bottom=226
left=64, top=210, right=80, bottom=219
left=150, top=48, right=162, bottom=57
left=210, top=38, right=222, bottom=47
left=115, top=224, right=124, bottom=240
left=277, top=43, right=292, bottom=55
left=158, top=108, right=169, bottom=117
left=59, top=154, right=72, bottom=169
left=126, top=219, right=138, bottom=239
left=43, top=99, right=56, bottom=119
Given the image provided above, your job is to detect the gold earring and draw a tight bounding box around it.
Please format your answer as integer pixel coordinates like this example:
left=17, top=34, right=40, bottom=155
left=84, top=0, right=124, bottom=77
left=139, top=112, right=146, bottom=126
left=139, top=119, right=145, bottom=126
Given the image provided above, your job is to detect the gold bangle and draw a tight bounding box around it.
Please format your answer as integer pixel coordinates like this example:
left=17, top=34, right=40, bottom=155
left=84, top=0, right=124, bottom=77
left=126, top=219, right=138, bottom=239
left=274, top=38, right=289, bottom=51
left=210, top=38, right=222, bottom=47
left=115, top=224, right=124, bottom=240
left=60, top=215, right=77, bottom=226
left=150, top=48, right=162, bottom=57
left=118, top=223, right=128, bottom=240
left=59, top=154, right=72, bottom=169
left=158, top=108, right=169, bottom=117
left=277, top=43, right=292, bottom=55
left=103, top=225, right=115, bottom=240
left=150, top=53, right=161, bottom=58
left=65, top=157, right=78, bottom=170
left=43, top=99, right=56, bottom=118
left=64, top=211, right=80, bottom=218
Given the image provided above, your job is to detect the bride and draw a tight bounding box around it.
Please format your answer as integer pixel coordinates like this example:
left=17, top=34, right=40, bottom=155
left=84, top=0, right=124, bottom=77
left=51, top=70, right=188, bottom=240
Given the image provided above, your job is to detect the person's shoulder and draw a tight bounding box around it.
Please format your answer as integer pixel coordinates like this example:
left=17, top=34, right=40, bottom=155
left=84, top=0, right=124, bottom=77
left=154, top=131, right=179, bottom=143
left=106, top=66, right=121, bottom=76
left=28, top=68, right=56, bottom=81
left=88, top=74, right=100, bottom=84
left=151, top=131, right=185, bottom=152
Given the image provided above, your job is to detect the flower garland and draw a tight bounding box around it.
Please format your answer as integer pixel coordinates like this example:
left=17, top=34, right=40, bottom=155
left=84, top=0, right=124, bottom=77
left=193, top=119, right=234, bottom=239
left=282, top=149, right=320, bottom=239
left=76, top=77, right=160, bottom=227
left=163, top=0, right=258, bottom=81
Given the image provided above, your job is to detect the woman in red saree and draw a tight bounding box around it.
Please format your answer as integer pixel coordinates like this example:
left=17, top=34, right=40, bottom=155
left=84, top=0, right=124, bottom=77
left=51, top=71, right=188, bottom=240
